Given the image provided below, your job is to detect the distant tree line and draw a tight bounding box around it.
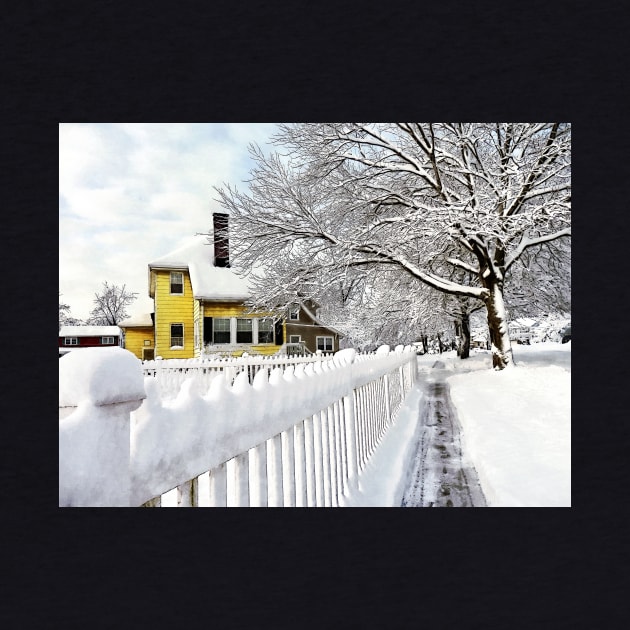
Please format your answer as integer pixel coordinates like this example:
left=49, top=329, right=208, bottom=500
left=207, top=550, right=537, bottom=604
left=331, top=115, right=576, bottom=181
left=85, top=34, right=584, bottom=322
left=59, top=282, right=138, bottom=329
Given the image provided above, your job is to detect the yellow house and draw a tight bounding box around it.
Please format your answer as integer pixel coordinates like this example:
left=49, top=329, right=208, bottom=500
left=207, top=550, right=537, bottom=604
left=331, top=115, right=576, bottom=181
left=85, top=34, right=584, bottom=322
left=120, top=213, right=284, bottom=360
left=117, top=313, right=155, bottom=360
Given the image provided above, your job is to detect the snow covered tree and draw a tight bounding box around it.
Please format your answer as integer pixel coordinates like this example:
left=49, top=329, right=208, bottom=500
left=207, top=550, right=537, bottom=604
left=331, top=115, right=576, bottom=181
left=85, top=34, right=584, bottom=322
left=86, top=282, right=138, bottom=326
left=216, top=123, right=571, bottom=370
left=503, top=236, right=571, bottom=319
left=59, top=293, right=83, bottom=329
left=317, top=267, right=445, bottom=351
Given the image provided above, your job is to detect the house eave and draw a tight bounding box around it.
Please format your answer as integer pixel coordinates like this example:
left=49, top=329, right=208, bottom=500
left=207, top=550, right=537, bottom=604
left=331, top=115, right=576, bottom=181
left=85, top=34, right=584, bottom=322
left=197, top=295, right=249, bottom=303
left=298, top=302, right=344, bottom=336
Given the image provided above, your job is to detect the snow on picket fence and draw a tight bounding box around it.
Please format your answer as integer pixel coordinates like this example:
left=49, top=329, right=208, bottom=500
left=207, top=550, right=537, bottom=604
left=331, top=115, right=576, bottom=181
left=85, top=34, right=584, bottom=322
left=59, top=345, right=418, bottom=507
left=141, top=352, right=336, bottom=400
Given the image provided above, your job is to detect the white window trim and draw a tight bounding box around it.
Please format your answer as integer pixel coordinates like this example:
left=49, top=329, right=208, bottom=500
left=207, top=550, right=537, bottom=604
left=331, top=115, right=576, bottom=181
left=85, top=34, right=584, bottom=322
left=101, top=336, right=115, bottom=345
left=204, top=316, right=277, bottom=348
left=170, top=323, right=184, bottom=349
left=236, top=318, right=254, bottom=344
left=257, top=318, right=275, bottom=345
left=316, top=335, right=334, bottom=352
left=289, top=307, right=300, bottom=320
left=213, top=318, right=231, bottom=345
left=289, top=335, right=301, bottom=343
left=64, top=337, right=78, bottom=346
left=170, top=271, right=184, bottom=295
left=252, top=318, right=259, bottom=344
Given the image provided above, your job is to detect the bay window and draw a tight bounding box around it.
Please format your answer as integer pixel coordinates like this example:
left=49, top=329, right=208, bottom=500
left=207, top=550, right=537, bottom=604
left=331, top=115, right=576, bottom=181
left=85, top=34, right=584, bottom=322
left=236, top=318, right=253, bottom=343
left=213, top=318, right=230, bottom=344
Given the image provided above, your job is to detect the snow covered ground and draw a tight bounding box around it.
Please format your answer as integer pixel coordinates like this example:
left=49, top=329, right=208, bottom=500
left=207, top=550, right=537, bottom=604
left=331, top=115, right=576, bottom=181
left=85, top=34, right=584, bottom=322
left=339, top=342, right=570, bottom=507
left=447, top=343, right=571, bottom=507
left=159, top=342, right=570, bottom=507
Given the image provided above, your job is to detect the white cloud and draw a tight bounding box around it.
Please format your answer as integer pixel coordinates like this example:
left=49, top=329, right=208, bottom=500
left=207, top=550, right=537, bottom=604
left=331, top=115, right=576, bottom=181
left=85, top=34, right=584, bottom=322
left=59, top=123, right=279, bottom=321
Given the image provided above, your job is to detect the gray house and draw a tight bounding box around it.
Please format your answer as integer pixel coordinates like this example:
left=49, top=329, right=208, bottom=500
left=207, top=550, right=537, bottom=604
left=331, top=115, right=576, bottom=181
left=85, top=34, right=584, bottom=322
left=281, top=300, right=342, bottom=355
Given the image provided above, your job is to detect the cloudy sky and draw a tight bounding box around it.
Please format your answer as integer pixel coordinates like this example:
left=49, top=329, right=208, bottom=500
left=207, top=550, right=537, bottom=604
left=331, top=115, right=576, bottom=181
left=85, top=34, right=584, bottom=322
left=59, top=123, right=279, bottom=321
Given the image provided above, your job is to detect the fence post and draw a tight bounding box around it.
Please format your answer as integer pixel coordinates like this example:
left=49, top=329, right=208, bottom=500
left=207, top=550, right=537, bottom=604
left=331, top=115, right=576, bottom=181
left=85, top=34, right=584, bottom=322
left=227, top=452, right=250, bottom=507
left=249, top=442, right=268, bottom=507
left=282, top=428, right=297, bottom=506
left=342, top=392, right=359, bottom=496
left=209, top=462, right=227, bottom=506
left=335, top=399, right=348, bottom=497
left=267, top=434, right=284, bottom=507
left=383, top=374, right=391, bottom=425
left=177, top=478, right=198, bottom=507
left=313, top=412, right=325, bottom=506
left=142, top=497, right=161, bottom=507
left=294, top=421, right=307, bottom=507
left=59, top=347, right=146, bottom=507
left=304, top=417, right=316, bottom=506
left=327, top=405, right=339, bottom=506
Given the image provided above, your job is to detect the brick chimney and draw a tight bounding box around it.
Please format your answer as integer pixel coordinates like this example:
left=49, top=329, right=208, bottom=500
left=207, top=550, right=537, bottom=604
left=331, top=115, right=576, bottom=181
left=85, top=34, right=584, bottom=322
left=213, top=212, right=229, bottom=267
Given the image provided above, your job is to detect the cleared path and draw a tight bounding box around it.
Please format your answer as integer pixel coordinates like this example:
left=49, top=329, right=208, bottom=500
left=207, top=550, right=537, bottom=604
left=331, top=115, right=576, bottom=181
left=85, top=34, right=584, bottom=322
left=401, top=361, right=487, bottom=507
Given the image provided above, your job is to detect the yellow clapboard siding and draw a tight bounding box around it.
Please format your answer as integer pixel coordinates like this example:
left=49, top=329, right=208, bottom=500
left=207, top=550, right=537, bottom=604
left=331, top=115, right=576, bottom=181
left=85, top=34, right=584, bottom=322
left=150, top=271, right=283, bottom=358
left=251, top=345, right=281, bottom=356
left=203, top=302, right=249, bottom=317
left=121, top=327, right=154, bottom=360
left=154, top=270, right=194, bottom=359
left=202, top=303, right=276, bottom=318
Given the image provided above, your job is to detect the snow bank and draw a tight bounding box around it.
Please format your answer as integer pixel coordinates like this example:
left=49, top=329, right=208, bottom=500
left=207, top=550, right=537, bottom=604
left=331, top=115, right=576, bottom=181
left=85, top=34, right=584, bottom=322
left=447, top=343, right=571, bottom=507
left=340, top=386, right=423, bottom=507
left=59, top=346, right=145, bottom=407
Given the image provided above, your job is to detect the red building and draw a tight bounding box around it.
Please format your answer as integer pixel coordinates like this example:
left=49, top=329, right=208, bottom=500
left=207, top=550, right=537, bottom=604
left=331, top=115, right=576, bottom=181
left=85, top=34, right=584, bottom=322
left=59, top=325, right=122, bottom=357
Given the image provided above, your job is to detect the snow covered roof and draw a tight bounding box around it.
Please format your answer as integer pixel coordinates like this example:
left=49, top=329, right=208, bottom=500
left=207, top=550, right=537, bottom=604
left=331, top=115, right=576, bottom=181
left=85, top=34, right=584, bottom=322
left=148, top=235, right=252, bottom=301
left=118, top=313, right=154, bottom=328
left=509, top=317, right=538, bottom=329
left=300, top=301, right=343, bottom=336
left=59, top=325, right=121, bottom=337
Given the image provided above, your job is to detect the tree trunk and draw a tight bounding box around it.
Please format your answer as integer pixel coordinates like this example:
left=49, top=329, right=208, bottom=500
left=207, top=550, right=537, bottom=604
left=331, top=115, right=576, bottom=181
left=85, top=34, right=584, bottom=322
left=459, top=312, right=471, bottom=360
left=421, top=334, right=428, bottom=354
left=436, top=332, right=445, bottom=353
left=454, top=320, right=462, bottom=357
left=483, top=280, right=513, bottom=369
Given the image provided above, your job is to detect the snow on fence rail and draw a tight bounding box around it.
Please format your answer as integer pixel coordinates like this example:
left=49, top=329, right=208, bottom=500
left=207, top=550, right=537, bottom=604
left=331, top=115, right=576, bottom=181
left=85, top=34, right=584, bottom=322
left=142, top=353, right=335, bottom=400
left=59, top=345, right=418, bottom=507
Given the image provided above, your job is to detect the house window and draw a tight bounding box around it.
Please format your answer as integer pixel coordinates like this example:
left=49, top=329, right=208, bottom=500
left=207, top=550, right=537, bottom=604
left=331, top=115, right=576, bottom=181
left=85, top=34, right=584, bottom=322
left=258, top=318, right=274, bottom=344
left=213, top=318, right=230, bottom=344
left=236, top=318, right=253, bottom=344
left=316, top=336, right=333, bottom=352
left=144, top=340, right=151, bottom=346
left=289, top=306, right=299, bottom=320
left=170, top=323, right=184, bottom=348
left=170, top=272, right=184, bottom=295
left=289, top=335, right=301, bottom=344
left=102, top=337, right=115, bottom=345
left=64, top=337, right=78, bottom=345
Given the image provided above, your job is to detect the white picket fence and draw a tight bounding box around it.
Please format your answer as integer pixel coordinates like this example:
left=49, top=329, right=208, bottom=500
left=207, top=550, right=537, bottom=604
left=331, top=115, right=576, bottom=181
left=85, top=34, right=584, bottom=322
left=142, top=353, right=335, bottom=400
left=59, top=345, right=418, bottom=507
